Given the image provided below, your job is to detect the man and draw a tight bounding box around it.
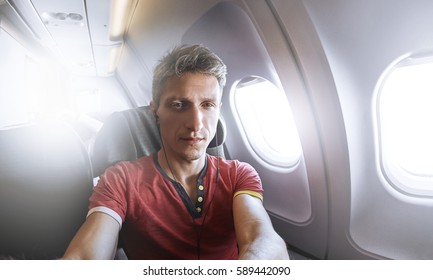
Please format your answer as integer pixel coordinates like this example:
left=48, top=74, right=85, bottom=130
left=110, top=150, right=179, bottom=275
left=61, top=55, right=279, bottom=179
left=62, top=44, right=289, bottom=260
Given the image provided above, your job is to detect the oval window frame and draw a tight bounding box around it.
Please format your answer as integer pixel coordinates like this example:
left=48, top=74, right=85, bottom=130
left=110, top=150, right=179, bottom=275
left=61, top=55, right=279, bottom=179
left=230, top=76, right=303, bottom=172
left=376, top=54, right=433, bottom=197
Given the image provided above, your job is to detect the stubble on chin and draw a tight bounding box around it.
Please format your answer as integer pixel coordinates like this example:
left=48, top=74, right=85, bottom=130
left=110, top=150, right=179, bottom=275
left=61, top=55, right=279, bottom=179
left=180, top=145, right=206, bottom=162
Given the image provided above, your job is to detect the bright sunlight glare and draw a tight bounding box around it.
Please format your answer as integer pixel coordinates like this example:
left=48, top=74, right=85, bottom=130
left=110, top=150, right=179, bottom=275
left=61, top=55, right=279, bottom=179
left=380, top=62, right=433, bottom=176
left=235, top=78, right=302, bottom=168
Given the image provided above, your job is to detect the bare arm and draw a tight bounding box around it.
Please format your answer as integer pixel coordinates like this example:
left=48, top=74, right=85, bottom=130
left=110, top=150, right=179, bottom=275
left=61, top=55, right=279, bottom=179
left=61, top=212, right=120, bottom=260
left=233, top=194, right=290, bottom=260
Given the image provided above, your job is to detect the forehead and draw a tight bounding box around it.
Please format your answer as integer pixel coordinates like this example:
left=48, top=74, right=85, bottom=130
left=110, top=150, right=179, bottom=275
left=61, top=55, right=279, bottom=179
left=161, top=72, right=221, bottom=101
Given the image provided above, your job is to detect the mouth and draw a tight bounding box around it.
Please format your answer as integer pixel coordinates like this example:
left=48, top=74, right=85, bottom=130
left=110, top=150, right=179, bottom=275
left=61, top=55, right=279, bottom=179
left=180, top=136, right=205, bottom=145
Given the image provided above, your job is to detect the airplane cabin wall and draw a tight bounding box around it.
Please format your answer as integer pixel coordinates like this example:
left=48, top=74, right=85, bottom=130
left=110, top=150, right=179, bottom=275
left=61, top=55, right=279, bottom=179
left=267, top=0, right=353, bottom=259
left=303, top=0, right=433, bottom=259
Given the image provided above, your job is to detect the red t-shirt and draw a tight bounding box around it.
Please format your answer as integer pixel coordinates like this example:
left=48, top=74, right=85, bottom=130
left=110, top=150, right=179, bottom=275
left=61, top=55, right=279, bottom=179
left=88, top=154, right=263, bottom=259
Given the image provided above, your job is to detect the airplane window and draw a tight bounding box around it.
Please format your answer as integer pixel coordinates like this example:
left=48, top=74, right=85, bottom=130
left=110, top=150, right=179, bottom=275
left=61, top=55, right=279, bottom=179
left=378, top=57, right=433, bottom=195
left=232, top=76, right=302, bottom=170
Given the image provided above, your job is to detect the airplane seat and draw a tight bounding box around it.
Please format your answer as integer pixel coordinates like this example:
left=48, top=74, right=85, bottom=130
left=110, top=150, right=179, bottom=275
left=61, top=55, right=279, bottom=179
left=91, top=105, right=226, bottom=177
left=0, top=121, right=94, bottom=259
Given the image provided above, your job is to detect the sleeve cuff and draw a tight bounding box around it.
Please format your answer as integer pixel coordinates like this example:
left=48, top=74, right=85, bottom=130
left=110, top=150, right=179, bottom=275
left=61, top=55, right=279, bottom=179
left=233, top=190, right=263, bottom=201
left=87, top=206, right=123, bottom=227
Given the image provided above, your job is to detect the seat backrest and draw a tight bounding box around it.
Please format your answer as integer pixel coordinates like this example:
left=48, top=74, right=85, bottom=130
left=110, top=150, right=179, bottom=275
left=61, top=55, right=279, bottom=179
left=91, top=105, right=226, bottom=177
left=0, top=121, right=93, bottom=259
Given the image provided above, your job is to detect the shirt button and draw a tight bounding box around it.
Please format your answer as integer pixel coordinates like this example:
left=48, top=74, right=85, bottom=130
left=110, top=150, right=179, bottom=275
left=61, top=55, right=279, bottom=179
left=197, top=196, right=203, bottom=202
left=198, top=185, right=204, bottom=191
left=196, top=207, right=202, bottom=213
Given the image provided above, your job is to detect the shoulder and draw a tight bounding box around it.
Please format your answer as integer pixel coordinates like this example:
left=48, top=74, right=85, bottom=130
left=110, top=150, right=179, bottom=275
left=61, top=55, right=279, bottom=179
left=207, top=156, right=260, bottom=183
left=207, top=156, right=263, bottom=196
left=208, top=155, right=257, bottom=172
left=94, top=154, right=156, bottom=198
left=101, top=154, right=154, bottom=179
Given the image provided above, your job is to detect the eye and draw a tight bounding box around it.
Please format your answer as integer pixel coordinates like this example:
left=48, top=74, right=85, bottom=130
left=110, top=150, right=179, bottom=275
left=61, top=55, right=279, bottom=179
left=202, top=101, right=216, bottom=109
left=170, top=101, right=184, bottom=110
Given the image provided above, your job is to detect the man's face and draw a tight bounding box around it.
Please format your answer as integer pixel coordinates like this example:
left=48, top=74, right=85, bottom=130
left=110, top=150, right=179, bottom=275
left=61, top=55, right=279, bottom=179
left=153, top=72, right=221, bottom=163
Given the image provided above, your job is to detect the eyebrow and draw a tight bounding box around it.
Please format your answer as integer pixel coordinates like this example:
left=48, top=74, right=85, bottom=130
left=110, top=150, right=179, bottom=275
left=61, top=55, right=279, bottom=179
left=164, top=96, right=219, bottom=103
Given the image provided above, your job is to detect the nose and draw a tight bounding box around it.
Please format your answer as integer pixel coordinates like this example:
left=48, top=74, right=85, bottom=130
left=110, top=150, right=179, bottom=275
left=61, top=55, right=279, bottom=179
left=186, top=106, right=204, bottom=132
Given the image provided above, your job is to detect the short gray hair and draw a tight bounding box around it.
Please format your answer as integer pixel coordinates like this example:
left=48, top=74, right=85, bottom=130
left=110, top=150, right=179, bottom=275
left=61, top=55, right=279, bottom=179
left=152, top=44, right=227, bottom=106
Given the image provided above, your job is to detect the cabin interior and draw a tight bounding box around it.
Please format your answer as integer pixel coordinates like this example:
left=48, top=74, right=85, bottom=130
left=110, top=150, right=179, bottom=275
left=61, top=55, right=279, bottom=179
left=1, top=0, right=433, bottom=260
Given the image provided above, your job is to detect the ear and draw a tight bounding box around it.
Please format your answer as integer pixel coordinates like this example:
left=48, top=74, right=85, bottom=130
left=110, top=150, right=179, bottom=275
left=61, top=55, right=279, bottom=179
left=150, top=101, right=158, bottom=119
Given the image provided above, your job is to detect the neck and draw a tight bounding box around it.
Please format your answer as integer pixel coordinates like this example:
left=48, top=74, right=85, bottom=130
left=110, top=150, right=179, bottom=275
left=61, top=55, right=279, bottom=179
left=157, top=149, right=206, bottom=185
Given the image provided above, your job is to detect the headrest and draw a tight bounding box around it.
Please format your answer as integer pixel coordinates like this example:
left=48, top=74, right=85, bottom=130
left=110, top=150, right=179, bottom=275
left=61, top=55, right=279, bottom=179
left=209, top=114, right=226, bottom=147
left=91, top=106, right=226, bottom=177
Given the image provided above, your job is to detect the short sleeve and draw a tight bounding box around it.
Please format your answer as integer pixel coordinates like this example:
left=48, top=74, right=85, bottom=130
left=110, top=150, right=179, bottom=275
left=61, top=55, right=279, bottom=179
left=233, top=161, right=264, bottom=201
left=88, top=164, right=129, bottom=223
